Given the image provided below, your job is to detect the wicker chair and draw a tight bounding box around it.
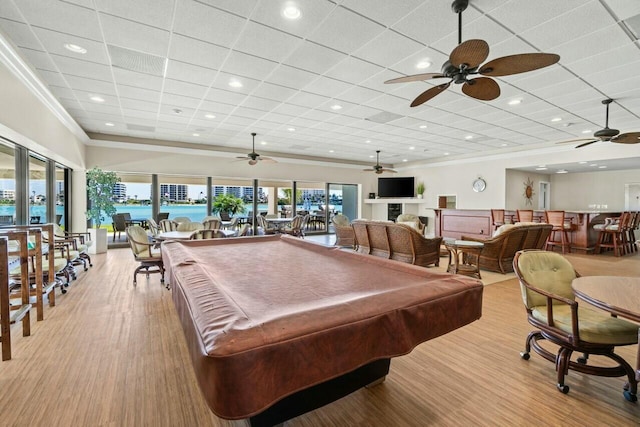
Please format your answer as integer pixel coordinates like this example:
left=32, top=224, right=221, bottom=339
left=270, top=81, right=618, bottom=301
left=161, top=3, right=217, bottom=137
left=126, top=225, right=164, bottom=286
left=461, top=223, right=553, bottom=273
left=202, top=218, right=221, bottom=230
left=396, top=213, right=425, bottom=234
left=176, top=221, right=203, bottom=232
left=490, top=209, right=505, bottom=232
left=514, top=250, right=637, bottom=401
left=282, top=214, right=308, bottom=238
left=111, top=214, right=128, bottom=242
left=332, top=214, right=354, bottom=247
left=159, top=219, right=178, bottom=232
left=256, top=215, right=278, bottom=235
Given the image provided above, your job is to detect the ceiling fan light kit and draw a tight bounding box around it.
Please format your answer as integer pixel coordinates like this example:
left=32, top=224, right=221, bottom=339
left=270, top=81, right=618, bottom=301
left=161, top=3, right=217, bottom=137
left=386, top=0, right=560, bottom=107
left=236, top=132, right=277, bottom=165
left=363, top=150, right=397, bottom=174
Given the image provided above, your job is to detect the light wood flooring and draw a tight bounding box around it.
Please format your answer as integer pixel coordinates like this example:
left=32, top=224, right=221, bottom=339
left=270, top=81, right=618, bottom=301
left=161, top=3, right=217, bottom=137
left=0, top=245, right=639, bottom=426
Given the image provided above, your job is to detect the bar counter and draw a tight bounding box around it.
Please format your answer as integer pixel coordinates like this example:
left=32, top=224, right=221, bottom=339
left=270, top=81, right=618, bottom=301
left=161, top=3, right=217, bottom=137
left=433, top=209, right=622, bottom=253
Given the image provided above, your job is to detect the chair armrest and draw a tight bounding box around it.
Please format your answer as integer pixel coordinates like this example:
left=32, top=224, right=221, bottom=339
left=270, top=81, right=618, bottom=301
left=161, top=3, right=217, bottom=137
left=460, top=235, right=485, bottom=243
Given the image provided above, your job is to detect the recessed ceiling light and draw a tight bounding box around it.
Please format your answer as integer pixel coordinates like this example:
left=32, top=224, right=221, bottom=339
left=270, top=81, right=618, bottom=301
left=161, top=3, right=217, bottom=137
left=260, top=141, right=267, bottom=145
left=329, top=150, right=335, bottom=153
left=105, top=122, right=115, bottom=127
left=409, top=146, right=415, bottom=150
left=204, top=113, right=216, bottom=119
left=89, top=95, right=104, bottom=103
left=228, top=79, right=243, bottom=88
left=402, top=159, right=408, bottom=162
left=578, top=161, right=587, bottom=164
left=582, top=129, right=591, bottom=134
left=444, top=152, right=450, bottom=156
left=287, top=127, right=295, bottom=132
left=173, top=108, right=183, bottom=114
left=535, top=167, right=548, bottom=171
left=589, top=163, right=598, bottom=167
left=416, top=60, right=431, bottom=69
left=598, top=165, right=607, bottom=169
left=556, top=169, right=568, bottom=174
left=282, top=5, right=301, bottom=20
left=419, top=125, right=427, bottom=129
left=64, top=43, right=87, bottom=54
left=551, top=117, right=562, bottom=122
left=369, top=155, right=374, bottom=158
left=508, top=99, right=521, bottom=105
left=465, top=135, right=473, bottom=140
left=501, top=143, right=508, bottom=147
left=330, top=104, right=342, bottom=110
left=366, top=140, right=371, bottom=143
left=192, top=133, right=200, bottom=137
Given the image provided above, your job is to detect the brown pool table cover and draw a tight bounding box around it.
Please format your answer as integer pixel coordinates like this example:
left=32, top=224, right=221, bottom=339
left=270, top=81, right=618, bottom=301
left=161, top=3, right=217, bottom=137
left=163, top=235, right=483, bottom=419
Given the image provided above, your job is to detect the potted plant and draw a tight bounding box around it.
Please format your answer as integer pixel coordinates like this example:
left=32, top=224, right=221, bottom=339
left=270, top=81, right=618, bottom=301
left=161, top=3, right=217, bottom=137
left=86, top=167, right=120, bottom=253
left=211, top=194, right=246, bottom=218
left=416, top=182, right=425, bottom=199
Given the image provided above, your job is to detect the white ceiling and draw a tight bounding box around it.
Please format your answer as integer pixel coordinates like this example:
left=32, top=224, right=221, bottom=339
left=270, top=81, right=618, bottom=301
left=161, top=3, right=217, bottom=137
left=1, top=0, right=640, bottom=168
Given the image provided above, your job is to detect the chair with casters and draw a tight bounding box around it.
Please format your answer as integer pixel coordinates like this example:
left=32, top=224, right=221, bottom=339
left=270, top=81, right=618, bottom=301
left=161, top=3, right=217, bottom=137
left=202, top=218, right=221, bottom=230
left=159, top=219, right=178, bottom=232
left=331, top=214, right=355, bottom=247
left=126, top=225, right=164, bottom=287
left=513, top=249, right=638, bottom=401
left=516, top=209, right=534, bottom=223
left=282, top=214, right=307, bottom=238
left=176, top=221, right=203, bottom=232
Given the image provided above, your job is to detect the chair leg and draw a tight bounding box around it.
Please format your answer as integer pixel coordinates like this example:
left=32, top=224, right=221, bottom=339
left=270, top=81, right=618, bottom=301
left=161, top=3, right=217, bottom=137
left=556, top=347, right=572, bottom=393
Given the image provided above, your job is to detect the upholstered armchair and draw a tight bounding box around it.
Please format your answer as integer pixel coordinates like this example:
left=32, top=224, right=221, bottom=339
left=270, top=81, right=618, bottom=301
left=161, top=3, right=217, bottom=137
left=396, top=213, right=425, bottom=234
left=513, top=250, right=637, bottom=401
left=126, top=225, right=165, bottom=286
left=332, top=214, right=354, bottom=247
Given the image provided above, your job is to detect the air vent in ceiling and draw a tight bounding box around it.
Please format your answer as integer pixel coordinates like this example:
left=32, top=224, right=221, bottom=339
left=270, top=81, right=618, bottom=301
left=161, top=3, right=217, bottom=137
left=365, top=111, right=404, bottom=124
left=126, top=123, right=155, bottom=132
left=108, top=44, right=166, bottom=76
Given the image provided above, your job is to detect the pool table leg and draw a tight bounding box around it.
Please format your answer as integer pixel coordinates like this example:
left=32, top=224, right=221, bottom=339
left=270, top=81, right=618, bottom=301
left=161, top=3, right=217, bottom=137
left=248, top=358, right=391, bottom=427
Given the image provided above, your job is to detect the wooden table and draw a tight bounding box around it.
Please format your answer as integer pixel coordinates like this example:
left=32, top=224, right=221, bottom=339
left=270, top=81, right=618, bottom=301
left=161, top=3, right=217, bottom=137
left=572, top=276, right=640, bottom=382
left=444, top=239, right=484, bottom=279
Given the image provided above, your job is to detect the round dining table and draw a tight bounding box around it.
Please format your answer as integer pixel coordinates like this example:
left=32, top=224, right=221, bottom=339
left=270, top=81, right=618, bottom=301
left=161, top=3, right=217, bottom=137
left=155, top=229, right=238, bottom=241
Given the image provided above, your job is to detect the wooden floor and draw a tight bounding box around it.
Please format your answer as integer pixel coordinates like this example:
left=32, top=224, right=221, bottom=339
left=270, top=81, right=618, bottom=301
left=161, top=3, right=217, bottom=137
left=1, top=246, right=639, bottom=426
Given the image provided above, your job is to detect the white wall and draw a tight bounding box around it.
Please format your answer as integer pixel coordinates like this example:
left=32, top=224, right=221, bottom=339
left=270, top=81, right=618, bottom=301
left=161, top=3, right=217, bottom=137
left=551, top=169, right=640, bottom=211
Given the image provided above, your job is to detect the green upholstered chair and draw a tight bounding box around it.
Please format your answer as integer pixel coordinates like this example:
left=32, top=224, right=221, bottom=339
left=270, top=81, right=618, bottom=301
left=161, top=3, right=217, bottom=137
left=126, top=225, right=164, bottom=287
left=513, top=250, right=637, bottom=401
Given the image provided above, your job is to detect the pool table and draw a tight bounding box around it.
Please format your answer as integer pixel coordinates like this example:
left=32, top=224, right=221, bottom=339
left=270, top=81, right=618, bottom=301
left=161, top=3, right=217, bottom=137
left=163, top=235, right=483, bottom=426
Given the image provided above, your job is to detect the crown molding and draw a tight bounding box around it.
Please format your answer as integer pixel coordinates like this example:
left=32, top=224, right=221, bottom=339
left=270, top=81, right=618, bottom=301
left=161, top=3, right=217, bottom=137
left=0, top=31, right=89, bottom=144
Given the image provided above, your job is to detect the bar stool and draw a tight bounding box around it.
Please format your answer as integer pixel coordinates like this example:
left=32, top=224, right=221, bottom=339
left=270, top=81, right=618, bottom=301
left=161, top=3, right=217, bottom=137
left=544, top=210, right=572, bottom=254
left=516, top=209, right=534, bottom=223
left=490, top=209, right=505, bottom=232
left=594, top=212, right=631, bottom=257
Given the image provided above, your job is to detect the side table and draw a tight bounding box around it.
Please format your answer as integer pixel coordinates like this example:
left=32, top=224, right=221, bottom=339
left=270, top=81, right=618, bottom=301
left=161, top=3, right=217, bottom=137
left=444, top=239, right=484, bottom=279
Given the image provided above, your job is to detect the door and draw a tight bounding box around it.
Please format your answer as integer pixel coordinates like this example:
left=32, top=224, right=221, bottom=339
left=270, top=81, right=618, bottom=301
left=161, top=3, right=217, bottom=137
left=538, top=181, right=550, bottom=210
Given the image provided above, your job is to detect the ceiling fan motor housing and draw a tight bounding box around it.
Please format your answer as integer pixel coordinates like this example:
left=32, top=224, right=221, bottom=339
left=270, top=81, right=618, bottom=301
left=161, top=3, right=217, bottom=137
left=594, top=128, right=619, bottom=139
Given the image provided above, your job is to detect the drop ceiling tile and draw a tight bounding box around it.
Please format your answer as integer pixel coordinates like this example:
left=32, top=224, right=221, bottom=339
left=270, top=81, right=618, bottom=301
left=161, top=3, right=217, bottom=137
left=168, top=34, right=230, bottom=70
left=165, top=60, right=217, bottom=86
left=392, top=0, right=458, bottom=46
left=324, top=56, right=384, bottom=85
left=251, top=0, right=335, bottom=39
left=121, top=98, right=159, bottom=113
left=355, top=31, right=425, bottom=69
left=309, top=6, right=385, bottom=54
left=266, top=64, right=319, bottom=89
left=550, top=24, right=629, bottom=64
left=303, top=76, right=352, bottom=98
left=95, top=0, right=175, bottom=29
left=233, top=21, right=302, bottom=63
left=490, top=0, right=585, bottom=34
left=116, top=85, right=159, bottom=102
left=0, top=19, right=42, bottom=50
left=204, top=87, right=247, bottom=105
left=112, top=68, right=163, bottom=91
left=337, top=86, right=383, bottom=104
left=13, top=0, right=102, bottom=40
left=20, top=48, right=57, bottom=71
left=173, top=0, right=246, bottom=46
left=161, top=93, right=201, bottom=109
left=51, top=55, right=112, bottom=80
left=164, top=79, right=209, bottom=99
left=30, top=27, right=110, bottom=64
left=431, top=15, right=514, bottom=54
left=284, top=41, right=346, bottom=75
left=99, top=13, right=170, bottom=57
left=240, top=96, right=281, bottom=112
left=0, top=1, right=24, bottom=21
left=252, top=82, right=298, bottom=102
left=221, top=50, right=279, bottom=81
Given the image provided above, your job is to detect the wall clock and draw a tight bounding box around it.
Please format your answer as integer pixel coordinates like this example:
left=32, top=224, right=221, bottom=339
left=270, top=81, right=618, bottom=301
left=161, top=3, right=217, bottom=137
left=472, top=177, right=486, bottom=192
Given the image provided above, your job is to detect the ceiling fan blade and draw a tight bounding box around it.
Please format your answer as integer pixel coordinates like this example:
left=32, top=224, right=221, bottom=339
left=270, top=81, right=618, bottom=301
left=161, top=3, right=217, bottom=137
left=260, top=157, right=278, bottom=163
left=384, top=73, right=447, bottom=84
left=555, top=138, right=596, bottom=144
left=611, top=132, right=640, bottom=144
left=461, top=77, right=500, bottom=101
left=382, top=169, right=398, bottom=174
left=575, top=140, right=598, bottom=149
left=236, top=155, right=249, bottom=159
left=410, top=82, right=451, bottom=107
left=450, top=39, right=489, bottom=69
left=479, top=53, right=560, bottom=77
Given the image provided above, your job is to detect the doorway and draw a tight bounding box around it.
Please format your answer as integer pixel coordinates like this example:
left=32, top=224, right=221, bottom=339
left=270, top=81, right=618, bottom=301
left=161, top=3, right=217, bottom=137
left=538, top=181, right=550, bottom=210
left=624, top=183, right=640, bottom=210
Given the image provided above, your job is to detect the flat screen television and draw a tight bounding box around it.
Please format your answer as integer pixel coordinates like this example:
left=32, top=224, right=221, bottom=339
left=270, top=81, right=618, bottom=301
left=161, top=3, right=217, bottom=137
left=377, top=177, right=415, bottom=198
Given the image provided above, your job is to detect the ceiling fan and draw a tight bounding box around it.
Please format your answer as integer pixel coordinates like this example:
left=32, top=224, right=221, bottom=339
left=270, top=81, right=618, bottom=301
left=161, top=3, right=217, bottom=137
left=363, top=150, right=397, bottom=174
left=384, top=0, right=560, bottom=107
left=236, top=132, right=277, bottom=165
left=556, top=99, right=640, bottom=148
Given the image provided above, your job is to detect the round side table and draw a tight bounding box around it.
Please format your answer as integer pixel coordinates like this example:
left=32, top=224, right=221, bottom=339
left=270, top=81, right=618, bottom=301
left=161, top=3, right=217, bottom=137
left=444, top=239, right=484, bottom=279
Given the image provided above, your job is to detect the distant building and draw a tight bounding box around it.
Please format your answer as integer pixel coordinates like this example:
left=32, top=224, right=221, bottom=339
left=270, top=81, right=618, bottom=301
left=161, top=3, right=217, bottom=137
left=0, top=189, right=15, bottom=200
left=161, top=184, right=188, bottom=202
left=113, top=183, right=127, bottom=202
